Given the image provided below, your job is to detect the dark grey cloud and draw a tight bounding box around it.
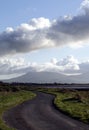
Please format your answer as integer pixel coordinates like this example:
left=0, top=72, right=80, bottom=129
left=0, top=1, right=89, bottom=56
left=47, top=11, right=89, bottom=46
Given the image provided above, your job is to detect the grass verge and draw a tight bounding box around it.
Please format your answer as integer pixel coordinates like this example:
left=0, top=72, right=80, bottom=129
left=38, top=88, right=89, bottom=124
left=0, top=90, right=36, bottom=130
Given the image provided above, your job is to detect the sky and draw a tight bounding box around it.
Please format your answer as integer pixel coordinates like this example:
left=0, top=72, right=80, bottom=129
left=0, top=0, right=89, bottom=80
left=0, top=0, right=82, bottom=31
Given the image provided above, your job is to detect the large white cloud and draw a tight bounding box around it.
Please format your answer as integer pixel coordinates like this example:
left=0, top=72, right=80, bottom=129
left=0, top=0, right=89, bottom=56
left=2, top=55, right=89, bottom=79
left=0, top=17, right=52, bottom=56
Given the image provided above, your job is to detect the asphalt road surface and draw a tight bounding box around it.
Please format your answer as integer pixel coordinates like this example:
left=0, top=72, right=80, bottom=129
left=3, top=92, right=89, bottom=130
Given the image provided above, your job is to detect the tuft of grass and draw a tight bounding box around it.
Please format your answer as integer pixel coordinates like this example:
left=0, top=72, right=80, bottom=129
left=54, top=91, right=89, bottom=123
left=0, top=90, right=36, bottom=130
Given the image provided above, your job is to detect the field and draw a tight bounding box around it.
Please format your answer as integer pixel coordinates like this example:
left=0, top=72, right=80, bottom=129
left=0, top=82, right=89, bottom=130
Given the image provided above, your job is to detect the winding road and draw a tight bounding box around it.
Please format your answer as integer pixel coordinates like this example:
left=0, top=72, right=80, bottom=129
left=3, top=92, right=89, bottom=130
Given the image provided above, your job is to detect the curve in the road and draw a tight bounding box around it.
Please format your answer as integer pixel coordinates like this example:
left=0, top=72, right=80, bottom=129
left=3, top=92, right=89, bottom=130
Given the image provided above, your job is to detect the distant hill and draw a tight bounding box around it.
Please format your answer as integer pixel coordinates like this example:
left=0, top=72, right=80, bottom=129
left=4, top=71, right=89, bottom=83
left=5, top=72, right=70, bottom=83
left=70, top=72, right=89, bottom=83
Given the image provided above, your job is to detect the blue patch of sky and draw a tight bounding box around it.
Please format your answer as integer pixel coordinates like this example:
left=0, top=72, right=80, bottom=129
left=0, top=0, right=82, bottom=31
left=22, top=45, right=89, bottom=63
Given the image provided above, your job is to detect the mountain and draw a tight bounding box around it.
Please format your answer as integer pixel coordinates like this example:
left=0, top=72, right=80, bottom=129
left=5, top=71, right=71, bottom=83
left=4, top=71, right=89, bottom=83
left=70, top=72, right=89, bottom=83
